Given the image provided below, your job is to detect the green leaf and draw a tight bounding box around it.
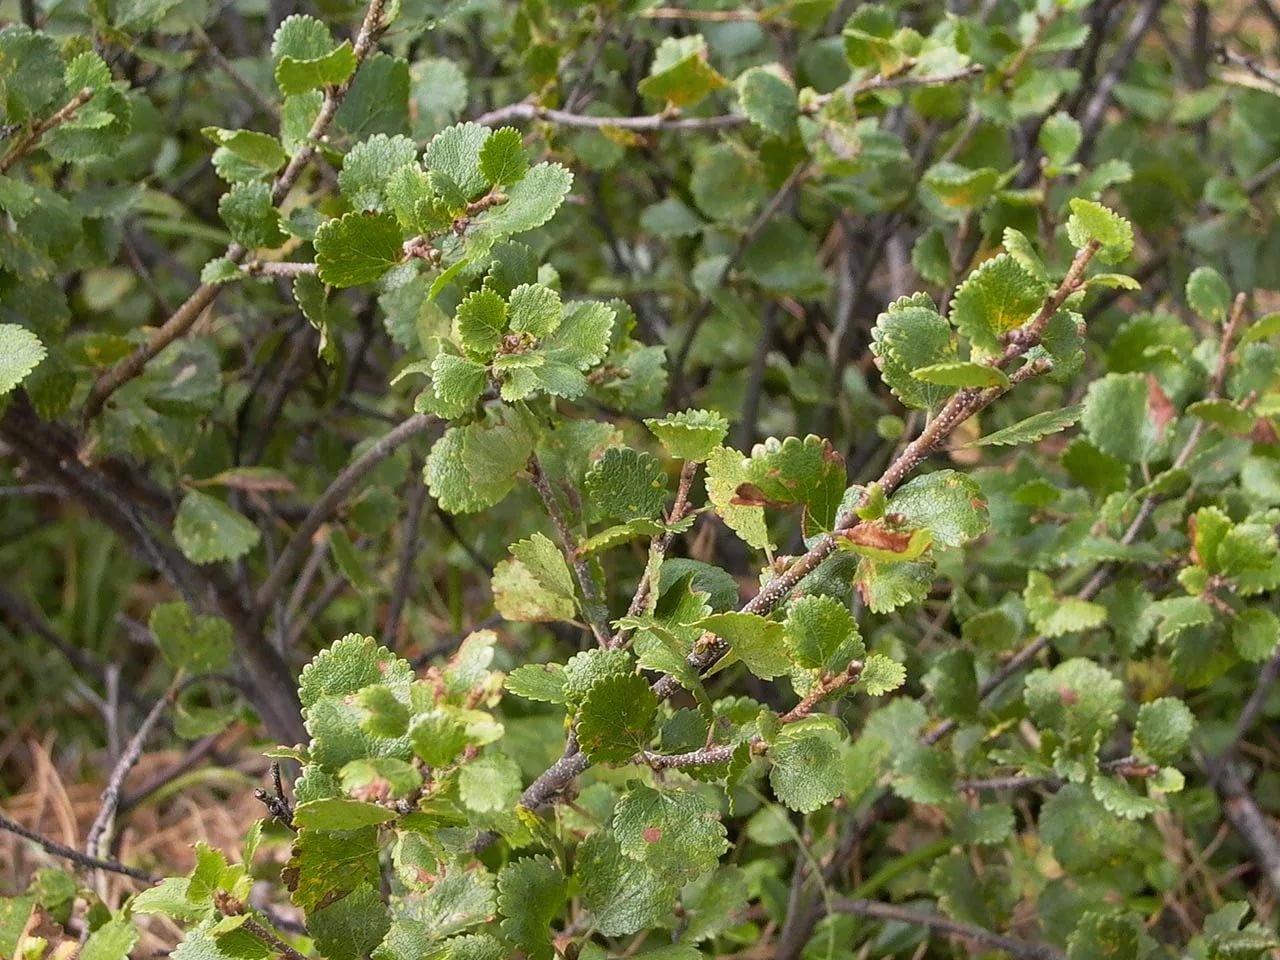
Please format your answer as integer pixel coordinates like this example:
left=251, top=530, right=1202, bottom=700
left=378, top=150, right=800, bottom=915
left=860, top=654, right=906, bottom=695
left=769, top=717, right=845, bottom=813
left=300, top=634, right=411, bottom=709
left=148, top=601, right=233, bottom=673
left=498, top=857, right=567, bottom=960
left=1133, top=697, right=1195, bottom=766
left=888, top=470, right=989, bottom=548
left=741, top=435, right=847, bottom=535
left=735, top=65, right=798, bottom=135
left=334, top=53, right=410, bottom=140
left=455, top=287, right=507, bottom=357
left=272, top=16, right=357, bottom=95
left=81, top=917, right=139, bottom=960
left=706, top=446, right=772, bottom=550
left=695, top=612, right=789, bottom=679
left=0, top=324, right=45, bottom=394
left=968, top=405, right=1083, bottom=447
left=218, top=182, right=287, bottom=249
left=479, top=127, right=528, bottom=186
left=504, top=663, right=568, bottom=704
left=0, top=26, right=63, bottom=123
left=427, top=353, right=486, bottom=418
left=613, top=783, right=728, bottom=880
left=584, top=447, right=669, bottom=522
left=1232, top=608, right=1279, bottom=662
left=1187, top=398, right=1255, bottom=434
left=1024, top=658, right=1123, bottom=745
left=870, top=296, right=958, bottom=410
left=1024, top=571, right=1106, bottom=637
left=425, top=121, right=491, bottom=200
left=339, top=134, right=419, bottom=211
left=1081, top=372, right=1165, bottom=463
left=407, top=710, right=469, bottom=767
left=576, top=832, right=677, bottom=937
left=471, top=162, right=573, bottom=238
left=638, top=34, right=727, bottom=107
left=911, top=360, right=1009, bottom=388
left=784, top=595, right=864, bottom=673
left=492, top=533, right=578, bottom=623
left=314, top=212, right=403, bottom=287
left=1067, top=911, right=1153, bottom=960
left=283, top=826, right=382, bottom=912
left=308, top=884, right=390, bottom=960
left=293, top=798, right=398, bottom=830
left=1242, top=311, right=1280, bottom=344
left=922, top=162, right=1000, bottom=220
left=950, top=254, right=1047, bottom=353
left=1185, top=266, right=1233, bottom=325
left=577, top=672, right=658, bottom=764
left=507, top=282, right=562, bottom=337
left=1066, top=198, right=1134, bottom=263
left=644, top=409, right=729, bottom=462
left=563, top=648, right=635, bottom=706
left=459, top=753, right=521, bottom=813
left=1039, top=111, right=1082, bottom=166
left=202, top=127, right=287, bottom=173
left=174, top=491, right=261, bottom=564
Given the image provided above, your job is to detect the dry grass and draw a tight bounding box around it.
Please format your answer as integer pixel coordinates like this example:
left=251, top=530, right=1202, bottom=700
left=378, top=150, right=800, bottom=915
left=1, top=728, right=291, bottom=957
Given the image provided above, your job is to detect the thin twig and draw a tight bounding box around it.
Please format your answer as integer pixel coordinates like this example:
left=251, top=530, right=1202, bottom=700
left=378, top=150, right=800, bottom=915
left=214, top=893, right=309, bottom=960
left=384, top=469, right=429, bottom=649
left=85, top=678, right=179, bottom=869
left=1204, top=758, right=1280, bottom=898
left=610, top=459, right=700, bottom=647
left=243, top=260, right=319, bottom=278
left=255, top=414, right=437, bottom=617
left=831, top=899, right=1066, bottom=960
left=473, top=65, right=984, bottom=131
left=0, top=812, right=157, bottom=883
left=1218, top=46, right=1280, bottom=89
left=82, top=0, right=389, bottom=422
left=528, top=455, right=612, bottom=648
left=0, top=86, right=94, bottom=174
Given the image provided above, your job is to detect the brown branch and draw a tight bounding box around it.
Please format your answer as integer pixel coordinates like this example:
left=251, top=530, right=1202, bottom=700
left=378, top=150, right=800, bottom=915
left=1206, top=759, right=1280, bottom=899
left=85, top=679, right=179, bottom=869
left=474, top=65, right=984, bottom=132
left=243, top=260, right=319, bottom=278
left=528, top=455, right=612, bottom=648
left=255, top=414, right=437, bottom=617
left=610, top=459, right=700, bottom=647
left=215, top=893, right=310, bottom=960
left=82, top=0, right=388, bottom=423
left=0, top=811, right=157, bottom=884
left=0, top=86, right=94, bottom=174
left=383, top=468, right=429, bottom=650
left=956, top=756, right=1159, bottom=792
left=831, top=899, right=1066, bottom=960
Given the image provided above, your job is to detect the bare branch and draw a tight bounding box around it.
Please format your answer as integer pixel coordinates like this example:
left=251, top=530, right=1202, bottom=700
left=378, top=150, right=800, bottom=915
left=528, top=455, right=613, bottom=648
left=255, top=414, right=438, bottom=617
left=85, top=679, right=179, bottom=870
left=0, top=811, right=156, bottom=883
left=384, top=469, right=430, bottom=650
left=474, top=65, right=984, bottom=131
left=831, top=899, right=1066, bottom=960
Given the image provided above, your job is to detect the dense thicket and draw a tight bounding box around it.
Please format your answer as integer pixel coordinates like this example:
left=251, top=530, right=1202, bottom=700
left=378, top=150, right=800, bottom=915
left=3, top=1, right=1280, bottom=958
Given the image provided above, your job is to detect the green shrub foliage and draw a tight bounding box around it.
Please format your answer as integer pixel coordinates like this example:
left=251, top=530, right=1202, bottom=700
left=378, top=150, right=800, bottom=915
left=2, top=1, right=1280, bottom=959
